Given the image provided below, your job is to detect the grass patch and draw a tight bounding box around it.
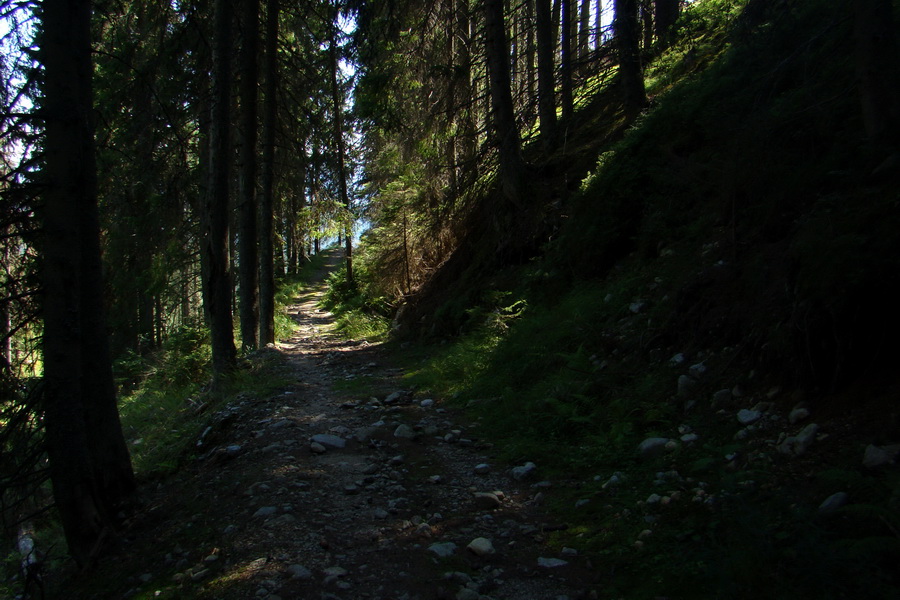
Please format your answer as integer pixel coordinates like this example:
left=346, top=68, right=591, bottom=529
left=321, top=263, right=391, bottom=342
left=116, top=257, right=329, bottom=478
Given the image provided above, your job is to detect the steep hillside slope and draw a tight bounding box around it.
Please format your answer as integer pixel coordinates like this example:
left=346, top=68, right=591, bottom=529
left=393, top=0, right=900, bottom=596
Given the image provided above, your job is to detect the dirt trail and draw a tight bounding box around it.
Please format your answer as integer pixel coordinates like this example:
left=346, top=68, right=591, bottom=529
left=75, top=251, right=597, bottom=600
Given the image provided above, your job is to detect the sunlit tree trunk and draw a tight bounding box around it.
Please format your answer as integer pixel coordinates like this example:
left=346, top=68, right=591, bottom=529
left=329, top=6, right=353, bottom=284
left=578, top=0, right=590, bottom=62
left=485, top=0, right=526, bottom=204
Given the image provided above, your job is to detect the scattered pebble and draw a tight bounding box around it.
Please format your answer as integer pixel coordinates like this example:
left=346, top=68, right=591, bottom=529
left=393, top=424, right=416, bottom=439
left=737, top=409, right=762, bottom=425
left=466, top=537, right=495, bottom=556
left=537, top=557, right=568, bottom=568
left=511, top=462, right=537, bottom=480
left=788, top=407, right=810, bottom=424
left=311, top=433, right=346, bottom=449
left=637, top=437, right=669, bottom=459
left=818, top=492, right=849, bottom=515
left=252, top=506, right=277, bottom=518
left=428, top=542, right=458, bottom=558
left=286, top=564, right=312, bottom=580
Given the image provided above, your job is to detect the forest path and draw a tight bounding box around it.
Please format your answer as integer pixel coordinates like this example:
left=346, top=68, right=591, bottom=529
left=83, top=250, right=597, bottom=600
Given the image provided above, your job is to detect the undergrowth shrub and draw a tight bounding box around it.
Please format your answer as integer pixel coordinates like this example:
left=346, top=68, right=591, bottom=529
left=322, top=261, right=391, bottom=341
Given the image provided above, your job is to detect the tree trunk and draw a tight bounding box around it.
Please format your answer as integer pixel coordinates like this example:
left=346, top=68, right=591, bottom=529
left=578, top=0, right=590, bottom=62
left=329, top=8, right=353, bottom=285
left=524, top=0, right=536, bottom=125
left=560, top=0, right=574, bottom=123
left=39, top=0, right=134, bottom=566
left=205, top=0, right=238, bottom=384
left=536, top=0, right=557, bottom=147
left=258, top=0, right=279, bottom=347
left=485, top=0, right=526, bottom=205
left=854, top=0, right=900, bottom=146
left=614, top=0, right=646, bottom=118
left=238, top=0, right=260, bottom=351
left=456, top=0, right=477, bottom=184
left=654, top=0, right=680, bottom=49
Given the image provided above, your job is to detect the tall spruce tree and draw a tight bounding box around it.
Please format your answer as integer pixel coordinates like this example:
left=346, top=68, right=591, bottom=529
left=39, top=0, right=135, bottom=565
left=204, top=0, right=238, bottom=384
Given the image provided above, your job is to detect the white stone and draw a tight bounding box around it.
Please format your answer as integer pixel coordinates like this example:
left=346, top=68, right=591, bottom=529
left=737, top=409, right=762, bottom=425
left=788, top=407, right=810, bottom=424
left=456, top=589, right=480, bottom=600
left=311, top=433, right=345, bottom=448
left=384, top=391, right=405, bottom=403
left=712, top=389, right=733, bottom=405
left=253, top=506, right=277, bottom=518
left=863, top=444, right=900, bottom=468
left=637, top=437, right=669, bottom=459
left=511, top=462, right=537, bottom=480
left=393, top=424, right=416, bottom=439
left=466, top=537, right=495, bottom=556
left=777, top=423, right=819, bottom=456
left=602, top=473, right=623, bottom=488
left=323, top=566, right=348, bottom=577
left=428, top=542, right=457, bottom=558
left=286, top=564, right=312, bottom=580
left=818, top=492, right=848, bottom=515
left=537, top=557, right=568, bottom=568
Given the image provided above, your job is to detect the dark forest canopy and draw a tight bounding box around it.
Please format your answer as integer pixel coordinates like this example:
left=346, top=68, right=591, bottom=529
left=2, top=0, right=900, bottom=592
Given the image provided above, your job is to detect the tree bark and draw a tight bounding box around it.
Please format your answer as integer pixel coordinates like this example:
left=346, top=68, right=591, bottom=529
left=485, top=0, right=526, bottom=205
left=40, top=0, right=134, bottom=565
left=654, top=0, right=680, bottom=49
left=578, top=0, right=590, bottom=62
left=238, top=0, right=260, bottom=351
left=854, top=0, right=900, bottom=146
left=329, top=8, right=353, bottom=284
left=614, top=0, right=646, bottom=118
left=258, top=0, right=279, bottom=346
left=456, top=0, right=477, bottom=183
left=560, top=0, right=574, bottom=123
left=536, top=0, right=557, bottom=147
left=524, top=0, right=536, bottom=122
left=205, top=0, right=238, bottom=384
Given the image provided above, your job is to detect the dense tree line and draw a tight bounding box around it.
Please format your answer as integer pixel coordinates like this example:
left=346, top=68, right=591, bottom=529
left=353, top=0, right=678, bottom=318
left=0, top=0, right=695, bottom=574
left=1, top=0, right=358, bottom=570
